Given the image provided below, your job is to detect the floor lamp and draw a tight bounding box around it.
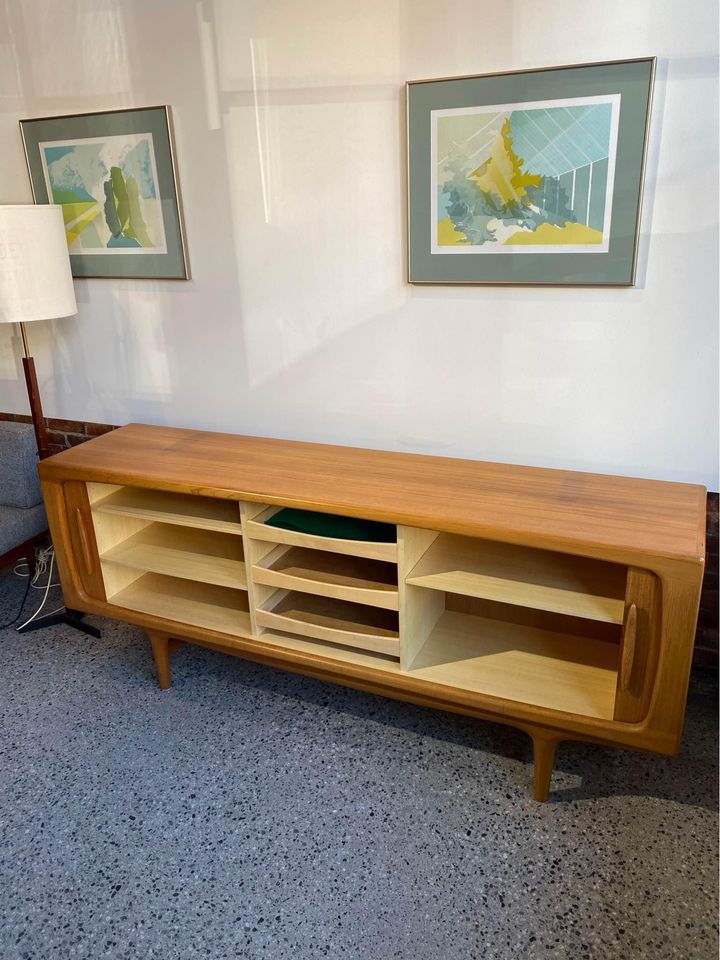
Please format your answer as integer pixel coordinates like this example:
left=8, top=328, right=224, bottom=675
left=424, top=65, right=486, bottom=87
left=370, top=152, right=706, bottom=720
left=0, top=204, right=99, bottom=637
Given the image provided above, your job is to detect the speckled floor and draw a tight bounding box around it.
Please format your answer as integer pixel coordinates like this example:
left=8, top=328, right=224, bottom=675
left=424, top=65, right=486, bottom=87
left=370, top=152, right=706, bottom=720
left=0, top=568, right=717, bottom=960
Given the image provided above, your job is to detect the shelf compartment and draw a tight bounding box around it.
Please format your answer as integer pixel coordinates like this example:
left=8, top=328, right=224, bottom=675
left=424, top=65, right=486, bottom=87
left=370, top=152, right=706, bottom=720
left=111, top=572, right=251, bottom=637
left=253, top=545, right=398, bottom=610
left=101, top=523, right=246, bottom=590
left=256, top=591, right=400, bottom=657
left=245, top=507, right=397, bottom=563
left=408, top=610, right=619, bottom=719
left=406, top=534, right=627, bottom=624
left=92, top=487, right=242, bottom=535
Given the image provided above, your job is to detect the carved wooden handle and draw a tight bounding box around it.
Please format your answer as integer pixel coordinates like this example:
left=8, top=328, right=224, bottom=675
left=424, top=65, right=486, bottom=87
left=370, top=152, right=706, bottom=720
left=620, top=602, right=638, bottom=693
left=75, top=507, right=95, bottom=578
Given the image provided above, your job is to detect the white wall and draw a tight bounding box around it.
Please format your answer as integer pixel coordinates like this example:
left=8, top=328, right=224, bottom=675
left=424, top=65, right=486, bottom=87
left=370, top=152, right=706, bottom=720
left=0, top=0, right=717, bottom=488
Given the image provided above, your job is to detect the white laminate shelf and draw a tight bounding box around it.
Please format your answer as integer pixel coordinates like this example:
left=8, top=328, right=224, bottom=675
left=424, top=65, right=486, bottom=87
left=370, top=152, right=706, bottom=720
left=102, top=523, right=247, bottom=590
left=93, top=487, right=243, bottom=535
left=111, top=573, right=251, bottom=637
left=408, top=611, right=619, bottom=720
left=253, top=545, right=398, bottom=610
left=406, top=534, right=627, bottom=624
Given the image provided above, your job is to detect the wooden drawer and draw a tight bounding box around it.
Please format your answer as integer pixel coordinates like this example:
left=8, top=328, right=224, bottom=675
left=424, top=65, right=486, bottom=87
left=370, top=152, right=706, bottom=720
left=253, top=545, right=398, bottom=610
left=257, top=592, right=400, bottom=657
left=245, top=508, right=397, bottom=563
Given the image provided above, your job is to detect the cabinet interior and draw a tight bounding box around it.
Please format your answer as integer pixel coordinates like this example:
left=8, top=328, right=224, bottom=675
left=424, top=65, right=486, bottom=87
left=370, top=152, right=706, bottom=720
left=87, top=482, right=632, bottom=719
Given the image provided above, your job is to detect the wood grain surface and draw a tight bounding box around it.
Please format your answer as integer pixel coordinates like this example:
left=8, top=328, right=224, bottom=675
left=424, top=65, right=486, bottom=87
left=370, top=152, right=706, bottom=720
left=40, top=423, right=706, bottom=565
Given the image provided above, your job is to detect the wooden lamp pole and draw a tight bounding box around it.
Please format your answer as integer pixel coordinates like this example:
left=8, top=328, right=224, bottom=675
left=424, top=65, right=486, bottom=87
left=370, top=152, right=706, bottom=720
left=19, top=321, right=50, bottom=460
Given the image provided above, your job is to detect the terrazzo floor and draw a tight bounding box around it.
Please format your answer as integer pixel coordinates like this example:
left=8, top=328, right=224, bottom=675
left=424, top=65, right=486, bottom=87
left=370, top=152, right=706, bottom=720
left=0, top=567, right=717, bottom=960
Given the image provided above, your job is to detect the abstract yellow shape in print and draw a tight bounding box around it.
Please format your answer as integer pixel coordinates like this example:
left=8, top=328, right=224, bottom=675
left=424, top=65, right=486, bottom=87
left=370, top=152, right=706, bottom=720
left=470, top=118, right=541, bottom=205
left=65, top=205, right=102, bottom=245
left=60, top=202, right=96, bottom=225
left=438, top=216, right=468, bottom=246
left=504, top=222, right=604, bottom=245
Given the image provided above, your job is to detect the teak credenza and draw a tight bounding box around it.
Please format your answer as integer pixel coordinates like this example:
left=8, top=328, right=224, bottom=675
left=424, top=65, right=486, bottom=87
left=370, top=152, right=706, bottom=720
left=39, top=424, right=706, bottom=801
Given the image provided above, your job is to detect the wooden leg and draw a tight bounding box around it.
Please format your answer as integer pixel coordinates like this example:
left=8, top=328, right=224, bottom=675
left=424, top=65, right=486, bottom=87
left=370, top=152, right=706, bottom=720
left=531, top=732, right=560, bottom=802
left=148, top=631, right=172, bottom=689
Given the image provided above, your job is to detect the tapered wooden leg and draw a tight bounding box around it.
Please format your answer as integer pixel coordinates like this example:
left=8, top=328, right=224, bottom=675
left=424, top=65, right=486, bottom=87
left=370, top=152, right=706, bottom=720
left=148, top=631, right=172, bottom=689
left=531, top=732, right=560, bottom=802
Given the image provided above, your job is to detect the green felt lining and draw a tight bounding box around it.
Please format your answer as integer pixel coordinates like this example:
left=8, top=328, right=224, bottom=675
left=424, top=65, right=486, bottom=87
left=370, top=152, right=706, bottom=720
left=264, top=508, right=396, bottom=543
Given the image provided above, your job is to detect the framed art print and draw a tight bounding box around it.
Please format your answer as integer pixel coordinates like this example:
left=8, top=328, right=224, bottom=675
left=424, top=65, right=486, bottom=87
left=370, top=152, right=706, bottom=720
left=20, top=106, right=189, bottom=279
left=406, top=57, right=655, bottom=285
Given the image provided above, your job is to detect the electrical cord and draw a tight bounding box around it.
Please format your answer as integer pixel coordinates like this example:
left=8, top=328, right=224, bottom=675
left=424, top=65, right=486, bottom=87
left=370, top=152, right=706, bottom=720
left=0, top=544, right=57, bottom=630
left=23, top=546, right=61, bottom=590
left=0, top=568, right=32, bottom=629
left=16, top=549, right=59, bottom=631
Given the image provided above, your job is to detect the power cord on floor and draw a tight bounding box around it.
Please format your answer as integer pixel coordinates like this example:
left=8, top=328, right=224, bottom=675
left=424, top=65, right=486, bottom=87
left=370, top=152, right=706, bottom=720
left=16, top=548, right=63, bottom=632
left=0, top=566, right=32, bottom=630
left=0, top=545, right=62, bottom=631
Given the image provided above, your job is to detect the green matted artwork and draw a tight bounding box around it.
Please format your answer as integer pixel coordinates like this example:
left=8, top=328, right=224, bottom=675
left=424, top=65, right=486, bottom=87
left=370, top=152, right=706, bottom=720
left=20, top=106, right=189, bottom=279
left=406, top=58, right=655, bottom=286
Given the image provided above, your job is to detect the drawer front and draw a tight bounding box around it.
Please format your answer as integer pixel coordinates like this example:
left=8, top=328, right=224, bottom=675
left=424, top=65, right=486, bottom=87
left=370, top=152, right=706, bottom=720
left=252, top=564, right=399, bottom=611
left=245, top=518, right=398, bottom=563
left=256, top=608, right=400, bottom=658
left=63, top=481, right=106, bottom=602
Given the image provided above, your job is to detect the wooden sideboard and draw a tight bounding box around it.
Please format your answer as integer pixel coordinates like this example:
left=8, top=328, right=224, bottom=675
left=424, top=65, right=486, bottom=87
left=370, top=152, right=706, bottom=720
left=39, top=423, right=706, bottom=801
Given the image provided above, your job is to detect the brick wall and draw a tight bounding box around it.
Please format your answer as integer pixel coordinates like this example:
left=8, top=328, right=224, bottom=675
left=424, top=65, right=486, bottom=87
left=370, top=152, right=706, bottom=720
left=1, top=410, right=718, bottom=666
left=0, top=411, right=118, bottom=455
left=696, top=492, right=719, bottom=667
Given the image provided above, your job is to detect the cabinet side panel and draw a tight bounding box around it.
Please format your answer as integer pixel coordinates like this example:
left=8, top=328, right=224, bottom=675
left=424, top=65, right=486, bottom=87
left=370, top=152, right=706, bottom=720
left=63, top=482, right=107, bottom=602
left=40, top=479, right=106, bottom=606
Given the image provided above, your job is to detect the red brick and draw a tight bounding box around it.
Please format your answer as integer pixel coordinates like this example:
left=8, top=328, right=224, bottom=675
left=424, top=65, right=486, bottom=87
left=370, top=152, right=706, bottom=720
left=695, top=622, right=719, bottom=649
left=67, top=433, right=90, bottom=446
left=84, top=421, right=116, bottom=436
left=693, top=644, right=719, bottom=668
left=46, top=430, right=69, bottom=446
left=49, top=417, right=86, bottom=434
left=706, top=493, right=719, bottom=525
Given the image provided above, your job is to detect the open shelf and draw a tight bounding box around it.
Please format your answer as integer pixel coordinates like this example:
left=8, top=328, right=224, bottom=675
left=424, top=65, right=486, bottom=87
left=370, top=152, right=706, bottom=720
left=246, top=507, right=397, bottom=563
left=93, top=487, right=242, bottom=535
left=406, top=534, right=627, bottom=624
left=101, top=523, right=246, bottom=590
left=256, top=591, right=400, bottom=657
left=408, top=610, right=619, bottom=719
left=253, top=545, right=398, bottom=610
left=111, top=572, right=251, bottom=636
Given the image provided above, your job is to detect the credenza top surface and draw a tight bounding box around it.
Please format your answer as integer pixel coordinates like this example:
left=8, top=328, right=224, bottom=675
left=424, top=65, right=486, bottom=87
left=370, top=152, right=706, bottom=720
left=39, top=423, right=706, bottom=564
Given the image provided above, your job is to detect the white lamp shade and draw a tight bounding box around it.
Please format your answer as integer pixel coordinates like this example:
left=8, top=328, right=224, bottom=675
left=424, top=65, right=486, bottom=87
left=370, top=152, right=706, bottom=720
left=0, top=204, right=77, bottom=324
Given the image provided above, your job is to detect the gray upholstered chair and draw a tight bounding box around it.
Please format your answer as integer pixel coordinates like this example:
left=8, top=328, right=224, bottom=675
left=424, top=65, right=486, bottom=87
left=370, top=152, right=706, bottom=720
left=0, top=421, right=48, bottom=572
